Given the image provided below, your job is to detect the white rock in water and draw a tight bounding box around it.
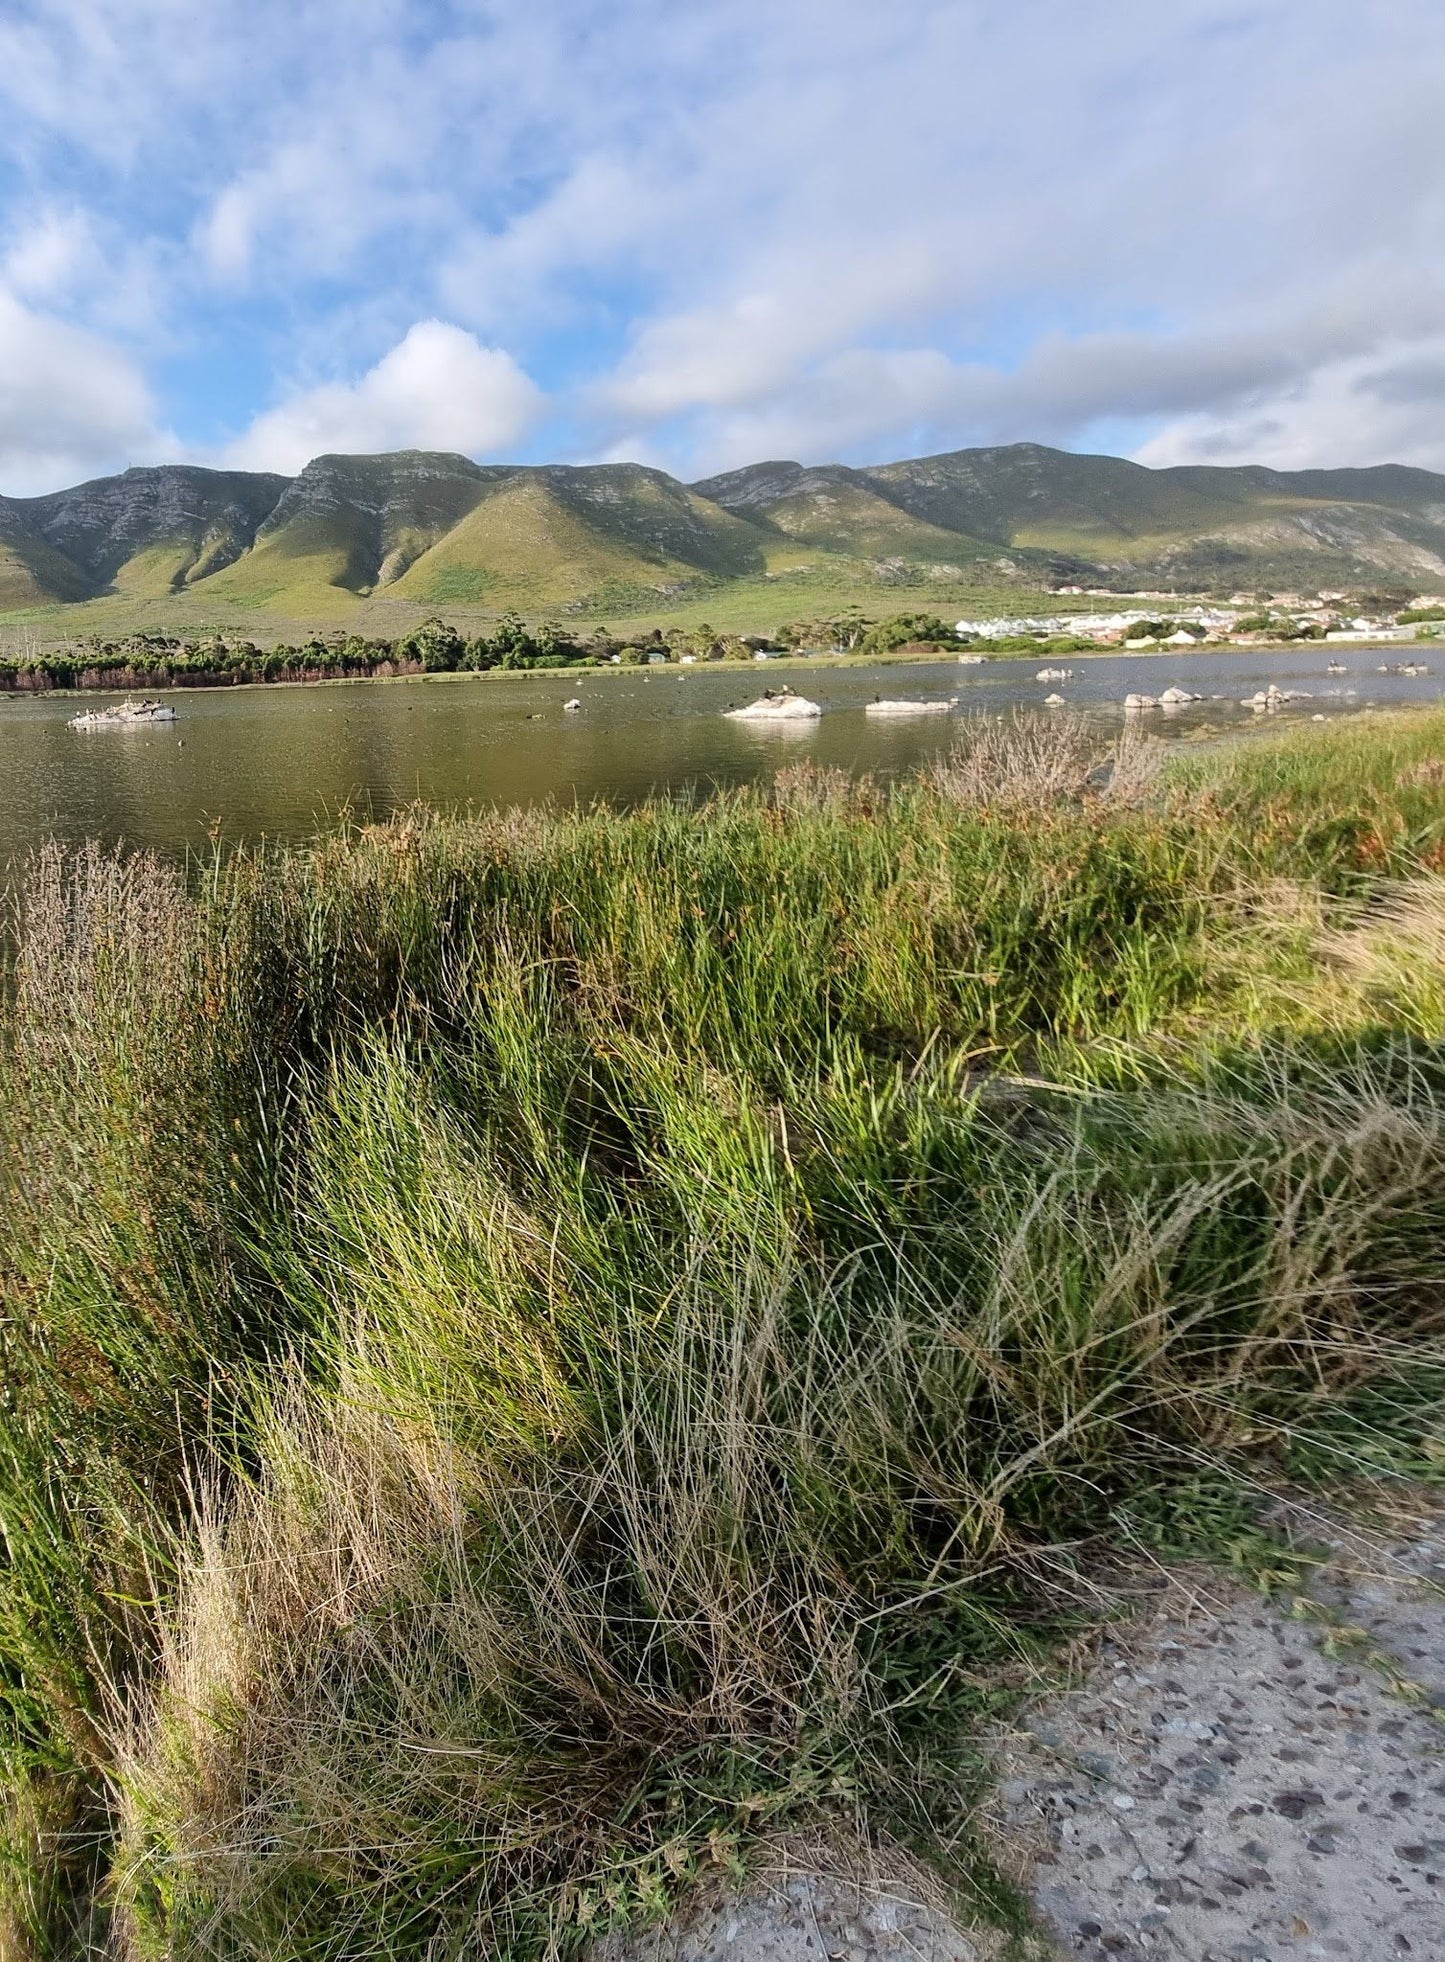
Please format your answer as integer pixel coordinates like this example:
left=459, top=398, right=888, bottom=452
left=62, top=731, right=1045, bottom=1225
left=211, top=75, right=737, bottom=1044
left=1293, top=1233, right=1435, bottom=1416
left=563, top=698, right=582, bottom=711
left=864, top=698, right=953, bottom=717
left=725, top=693, right=823, bottom=721
left=1123, top=693, right=1158, bottom=709
left=1241, top=684, right=1309, bottom=710
left=1044, top=692, right=1066, bottom=706
left=957, top=652, right=986, bottom=664
left=1036, top=667, right=1074, bottom=681
left=1159, top=686, right=1200, bottom=705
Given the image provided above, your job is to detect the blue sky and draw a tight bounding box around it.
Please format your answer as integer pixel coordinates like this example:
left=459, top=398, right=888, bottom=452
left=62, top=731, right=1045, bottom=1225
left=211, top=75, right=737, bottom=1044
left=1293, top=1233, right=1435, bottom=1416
left=0, top=0, right=1440, bottom=492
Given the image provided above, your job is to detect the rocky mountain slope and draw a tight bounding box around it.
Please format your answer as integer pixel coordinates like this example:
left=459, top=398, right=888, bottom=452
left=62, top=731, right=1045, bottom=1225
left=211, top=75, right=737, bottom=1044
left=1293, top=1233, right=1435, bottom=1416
left=698, top=444, right=1445, bottom=589
left=0, top=465, right=290, bottom=608
left=5, top=443, right=1445, bottom=619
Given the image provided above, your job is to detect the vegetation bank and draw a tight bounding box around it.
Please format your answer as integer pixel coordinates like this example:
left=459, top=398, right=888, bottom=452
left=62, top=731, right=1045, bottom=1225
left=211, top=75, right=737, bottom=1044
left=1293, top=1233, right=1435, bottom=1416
left=1, top=709, right=1443, bottom=1959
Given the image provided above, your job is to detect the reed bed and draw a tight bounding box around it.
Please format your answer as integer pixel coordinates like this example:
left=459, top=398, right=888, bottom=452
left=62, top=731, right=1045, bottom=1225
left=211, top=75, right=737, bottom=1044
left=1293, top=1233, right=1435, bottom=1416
left=0, top=711, right=1442, bottom=1960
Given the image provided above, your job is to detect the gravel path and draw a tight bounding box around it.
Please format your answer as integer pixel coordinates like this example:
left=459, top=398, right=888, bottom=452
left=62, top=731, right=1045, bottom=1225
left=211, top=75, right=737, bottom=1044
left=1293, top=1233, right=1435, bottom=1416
left=602, top=1842, right=1006, bottom=1962
left=988, top=1500, right=1445, bottom=1959
left=607, top=1498, right=1445, bottom=1962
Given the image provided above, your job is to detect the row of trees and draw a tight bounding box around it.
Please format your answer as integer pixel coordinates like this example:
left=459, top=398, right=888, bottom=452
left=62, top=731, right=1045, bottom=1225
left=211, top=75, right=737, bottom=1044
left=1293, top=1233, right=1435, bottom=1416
left=0, top=609, right=981, bottom=694
left=0, top=616, right=608, bottom=692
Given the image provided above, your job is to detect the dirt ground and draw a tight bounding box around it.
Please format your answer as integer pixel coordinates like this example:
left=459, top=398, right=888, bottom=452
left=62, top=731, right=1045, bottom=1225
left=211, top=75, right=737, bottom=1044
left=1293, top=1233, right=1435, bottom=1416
left=610, top=1495, right=1445, bottom=1962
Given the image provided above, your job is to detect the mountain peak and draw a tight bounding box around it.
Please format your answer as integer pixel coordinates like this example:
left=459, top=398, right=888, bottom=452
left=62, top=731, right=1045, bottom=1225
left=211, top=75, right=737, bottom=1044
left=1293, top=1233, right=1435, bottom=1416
left=1, top=444, right=1442, bottom=617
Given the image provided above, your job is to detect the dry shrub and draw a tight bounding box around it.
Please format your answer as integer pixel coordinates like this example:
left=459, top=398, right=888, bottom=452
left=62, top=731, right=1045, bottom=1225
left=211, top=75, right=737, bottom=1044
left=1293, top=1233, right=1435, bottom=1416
left=928, top=712, right=1162, bottom=808
left=114, top=1286, right=862, bottom=1958
left=1102, top=721, right=1171, bottom=804
left=115, top=1399, right=592, bottom=1959
left=1325, top=875, right=1445, bottom=974
left=1402, top=757, right=1445, bottom=789
left=12, top=840, right=204, bottom=1071
left=1320, top=876, right=1445, bottom=1033
left=768, top=764, right=860, bottom=817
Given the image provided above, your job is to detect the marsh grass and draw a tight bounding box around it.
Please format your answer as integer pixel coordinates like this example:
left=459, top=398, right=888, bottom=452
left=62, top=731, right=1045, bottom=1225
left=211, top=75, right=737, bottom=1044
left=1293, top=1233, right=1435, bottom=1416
left=1, top=712, right=1443, bottom=1959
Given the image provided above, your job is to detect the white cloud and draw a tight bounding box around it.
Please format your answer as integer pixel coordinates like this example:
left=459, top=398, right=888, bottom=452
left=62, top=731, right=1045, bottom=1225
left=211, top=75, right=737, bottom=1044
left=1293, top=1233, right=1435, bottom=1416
left=1137, top=337, right=1445, bottom=474
left=201, top=185, right=256, bottom=284
left=0, top=289, right=165, bottom=493
left=224, top=321, right=542, bottom=473
left=4, top=207, right=101, bottom=302
left=0, top=2, right=1441, bottom=482
left=566, top=0, right=1445, bottom=472
left=596, top=319, right=1401, bottom=481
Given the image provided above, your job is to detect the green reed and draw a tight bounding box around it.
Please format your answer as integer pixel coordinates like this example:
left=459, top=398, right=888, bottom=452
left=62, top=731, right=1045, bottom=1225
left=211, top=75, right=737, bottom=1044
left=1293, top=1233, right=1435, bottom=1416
left=0, top=711, right=1442, bottom=1959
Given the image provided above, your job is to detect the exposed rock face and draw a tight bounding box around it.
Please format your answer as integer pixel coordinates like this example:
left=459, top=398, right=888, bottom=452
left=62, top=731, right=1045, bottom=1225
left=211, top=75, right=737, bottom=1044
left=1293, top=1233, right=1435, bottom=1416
left=251, top=451, right=505, bottom=591
left=694, top=460, right=858, bottom=513
left=12, top=465, right=291, bottom=589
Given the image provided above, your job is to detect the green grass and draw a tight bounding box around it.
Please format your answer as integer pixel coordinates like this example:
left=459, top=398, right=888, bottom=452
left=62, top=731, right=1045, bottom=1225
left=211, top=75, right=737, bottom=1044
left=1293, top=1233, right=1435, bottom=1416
left=0, top=567, right=1056, bottom=654
left=1, top=713, right=1444, bottom=1958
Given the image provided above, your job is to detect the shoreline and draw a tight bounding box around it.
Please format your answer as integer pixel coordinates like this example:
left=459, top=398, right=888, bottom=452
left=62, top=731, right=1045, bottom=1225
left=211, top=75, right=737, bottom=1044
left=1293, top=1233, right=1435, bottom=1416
left=0, top=638, right=1427, bottom=700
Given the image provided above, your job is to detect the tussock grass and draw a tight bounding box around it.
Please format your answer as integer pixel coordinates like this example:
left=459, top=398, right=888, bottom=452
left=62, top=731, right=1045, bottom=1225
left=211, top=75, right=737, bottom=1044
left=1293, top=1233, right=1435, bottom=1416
left=1, top=712, right=1443, bottom=1958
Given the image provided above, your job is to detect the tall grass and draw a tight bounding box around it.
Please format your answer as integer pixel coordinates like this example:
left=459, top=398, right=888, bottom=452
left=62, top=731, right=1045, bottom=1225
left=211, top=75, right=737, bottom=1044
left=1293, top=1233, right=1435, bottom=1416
left=1, top=712, right=1443, bottom=1959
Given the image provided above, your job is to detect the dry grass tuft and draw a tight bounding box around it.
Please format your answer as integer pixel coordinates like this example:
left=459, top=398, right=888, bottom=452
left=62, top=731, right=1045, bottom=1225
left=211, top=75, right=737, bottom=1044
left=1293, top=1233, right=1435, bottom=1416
left=1320, top=877, right=1445, bottom=1035
left=927, top=712, right=1163, bottom=808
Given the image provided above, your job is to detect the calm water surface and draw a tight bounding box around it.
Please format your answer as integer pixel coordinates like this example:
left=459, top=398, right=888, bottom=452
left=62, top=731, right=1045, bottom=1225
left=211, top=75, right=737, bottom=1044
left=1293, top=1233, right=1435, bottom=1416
left=1, top=648, right=1439, bottom=864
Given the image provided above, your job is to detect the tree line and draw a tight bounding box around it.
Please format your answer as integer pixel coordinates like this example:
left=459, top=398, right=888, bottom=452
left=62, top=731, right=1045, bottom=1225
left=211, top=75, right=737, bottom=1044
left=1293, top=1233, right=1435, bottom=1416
left=0, top=609, right=976, bottom=693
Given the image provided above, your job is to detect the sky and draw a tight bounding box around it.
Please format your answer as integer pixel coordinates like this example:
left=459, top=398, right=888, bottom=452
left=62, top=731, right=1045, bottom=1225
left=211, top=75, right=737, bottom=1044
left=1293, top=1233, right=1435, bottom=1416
left=0, top=0, right=1441, bottom=494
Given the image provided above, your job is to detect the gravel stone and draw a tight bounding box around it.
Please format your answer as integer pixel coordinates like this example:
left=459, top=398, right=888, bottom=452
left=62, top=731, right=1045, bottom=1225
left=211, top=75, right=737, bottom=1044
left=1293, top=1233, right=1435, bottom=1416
left=987, top=1500, right=1445, bottom=1958
left=600, top=1846, right=1006, bottom=1962
left=605, top=1502, right=1445, bottom=1962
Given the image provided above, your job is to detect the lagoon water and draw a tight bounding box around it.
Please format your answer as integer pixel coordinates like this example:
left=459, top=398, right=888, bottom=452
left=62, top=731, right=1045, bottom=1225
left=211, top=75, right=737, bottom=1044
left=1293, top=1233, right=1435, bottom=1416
left=1, top=646, right=1440, bottom=865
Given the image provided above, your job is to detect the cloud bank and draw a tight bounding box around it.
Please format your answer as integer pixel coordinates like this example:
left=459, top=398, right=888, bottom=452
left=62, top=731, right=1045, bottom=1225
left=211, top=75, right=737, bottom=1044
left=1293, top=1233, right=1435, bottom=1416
left=225, top=323, right=541, bottom=474
left=0, top=0, right=1439, bottom=489
left=0, top=290, right=165, bottom=493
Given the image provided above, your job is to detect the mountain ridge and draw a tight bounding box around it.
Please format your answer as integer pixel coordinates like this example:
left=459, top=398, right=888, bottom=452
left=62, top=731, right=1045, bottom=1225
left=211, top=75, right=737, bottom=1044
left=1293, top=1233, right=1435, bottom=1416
left=5, top=442, right=1445, bottom=620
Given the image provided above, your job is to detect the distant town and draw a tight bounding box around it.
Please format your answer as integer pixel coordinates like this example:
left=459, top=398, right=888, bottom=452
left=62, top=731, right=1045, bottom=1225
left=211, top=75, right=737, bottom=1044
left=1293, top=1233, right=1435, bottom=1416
left=950, top=589, right=1445, bottom=650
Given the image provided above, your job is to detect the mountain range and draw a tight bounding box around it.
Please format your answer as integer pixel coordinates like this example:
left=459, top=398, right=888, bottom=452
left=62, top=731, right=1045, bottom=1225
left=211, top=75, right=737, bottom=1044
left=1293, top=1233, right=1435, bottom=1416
left=4, top=443, right=1445, bottom=621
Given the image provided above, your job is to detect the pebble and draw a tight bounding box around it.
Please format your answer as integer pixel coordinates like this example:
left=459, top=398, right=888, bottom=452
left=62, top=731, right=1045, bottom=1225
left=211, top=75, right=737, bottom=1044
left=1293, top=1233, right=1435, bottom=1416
left=986, top=1507, right=1445, bottom=1961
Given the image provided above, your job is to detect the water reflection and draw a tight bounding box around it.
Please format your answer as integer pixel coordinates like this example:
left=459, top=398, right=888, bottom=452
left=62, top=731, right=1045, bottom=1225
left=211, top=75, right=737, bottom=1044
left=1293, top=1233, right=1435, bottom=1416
left=0, top=648, right=1438, bottom=865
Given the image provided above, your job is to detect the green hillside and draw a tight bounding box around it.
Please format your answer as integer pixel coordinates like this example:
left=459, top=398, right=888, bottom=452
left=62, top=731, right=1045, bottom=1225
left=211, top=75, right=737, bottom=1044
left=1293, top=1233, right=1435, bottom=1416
left=4, top=441, right=1445, bottom=638
left=693, top=461, right=1005, bottom=567
left=0, top=512, right=97, bottom=607
left=861, top=443, right=1244, bottom=545
left=17, top=465, right=289, bottom=599
left=539, top=464, right=769, bottom=578
left=392, top=476, right=673, bottom=607
left=701, top=444, right=1445, bottom=589
left=198, top=452, right=505, bottom=609
left=859, top=445, right=1445, bottom=585
left=392, top=465, right=764, bottom=608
